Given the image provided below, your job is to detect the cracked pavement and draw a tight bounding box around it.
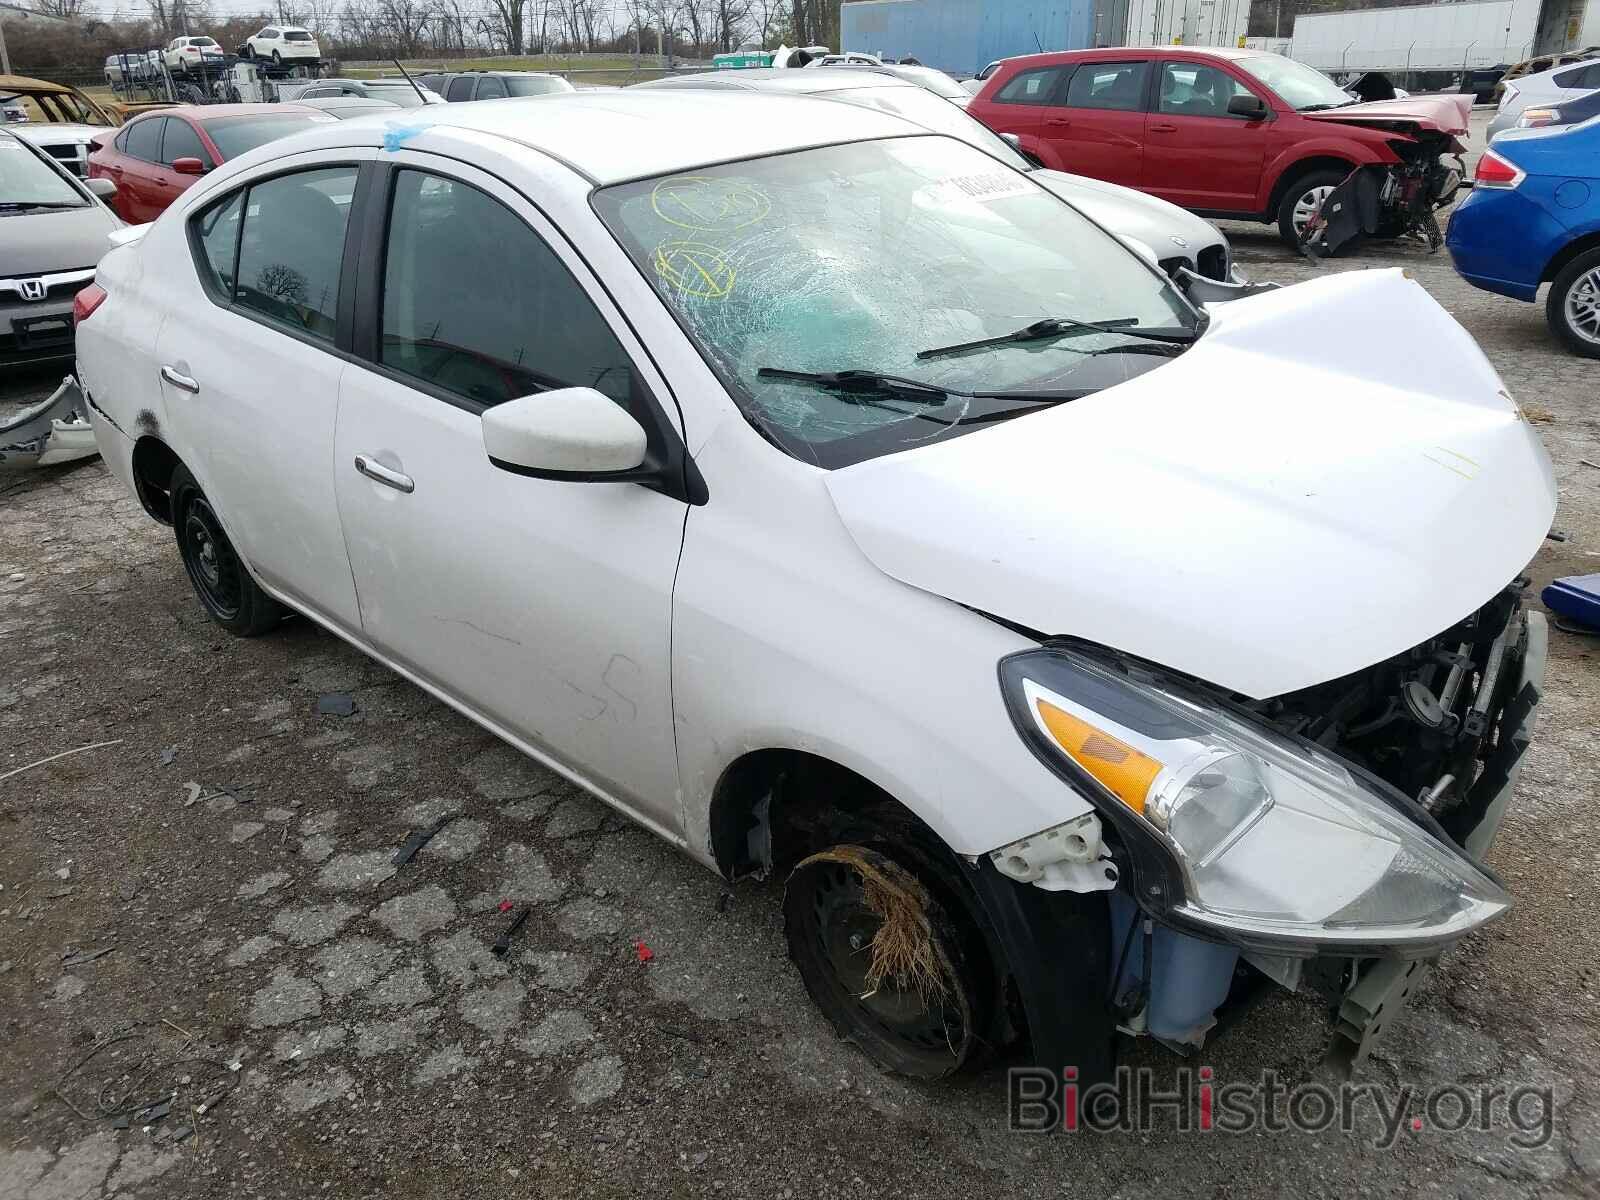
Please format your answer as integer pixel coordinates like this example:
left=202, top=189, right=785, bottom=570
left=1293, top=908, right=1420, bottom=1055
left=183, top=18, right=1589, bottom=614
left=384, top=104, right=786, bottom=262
left=4, top=118, right=1600, bottom=1198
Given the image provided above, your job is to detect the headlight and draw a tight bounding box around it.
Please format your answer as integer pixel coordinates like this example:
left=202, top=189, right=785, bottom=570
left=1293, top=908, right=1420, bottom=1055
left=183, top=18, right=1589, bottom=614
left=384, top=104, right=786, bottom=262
left=999, top=648, right=1511, bottom=955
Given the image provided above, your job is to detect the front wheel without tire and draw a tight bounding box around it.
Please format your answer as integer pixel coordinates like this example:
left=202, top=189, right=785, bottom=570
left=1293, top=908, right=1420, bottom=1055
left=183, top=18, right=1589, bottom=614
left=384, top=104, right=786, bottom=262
left=169, top=464, right=286, bottom=636
left=1276, top=168, right=1346, bottom=249
left=1547, top=247, right=1600, bottom=359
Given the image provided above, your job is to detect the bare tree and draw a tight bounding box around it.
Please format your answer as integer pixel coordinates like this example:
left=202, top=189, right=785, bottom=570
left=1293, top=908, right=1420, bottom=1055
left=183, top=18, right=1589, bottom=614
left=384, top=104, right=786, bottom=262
left=377, top=0, right=432, bottom=55
left=483, top=0, right=528, bottom=54
left=31, top=0, right=90, bottom=20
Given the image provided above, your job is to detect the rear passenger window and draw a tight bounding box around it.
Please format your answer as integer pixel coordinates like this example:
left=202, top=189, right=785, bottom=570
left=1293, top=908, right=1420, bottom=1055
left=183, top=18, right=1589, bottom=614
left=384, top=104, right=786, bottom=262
left=447, top=77, right=474, bottom=101
left=124, top=117, right=164, bottom=162
left=1065, top=61, right=1149, bottom=111
left=194, top=190, right=244, bottom=296
left=476, top=75, right=507, bottom=99
left=190, top=166, right=357, bottom=340
left=994, top=67, right=1066, bottom=104
left=378, top=169, right=636, bottom=409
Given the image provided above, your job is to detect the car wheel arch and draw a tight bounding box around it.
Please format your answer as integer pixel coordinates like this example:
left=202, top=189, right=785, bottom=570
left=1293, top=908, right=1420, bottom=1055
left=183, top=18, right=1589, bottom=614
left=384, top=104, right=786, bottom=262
left=1265, top=153, right=1358, bottom=218
left=130, top=434, right=183, bottom=524
left=707, top=747, right=959, bottom=883
left=1542, top=228, right=1600, bottom=284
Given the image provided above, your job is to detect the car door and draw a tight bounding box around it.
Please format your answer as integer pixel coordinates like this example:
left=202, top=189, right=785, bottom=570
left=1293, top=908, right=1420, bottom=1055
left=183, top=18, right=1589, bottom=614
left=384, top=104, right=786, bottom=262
left=1141, top=59, right=1269, bottom=212
left=1047, top=59, right=1152, bottom=187
left=115, top=116, right=169, bottom=223
left=332, top=154, right=687, bottom=830
left=154, top=150, right=372, bottom=631
left=973, top=64, right=1072, bottom=161
left=153, top=114, right=209, bottom=213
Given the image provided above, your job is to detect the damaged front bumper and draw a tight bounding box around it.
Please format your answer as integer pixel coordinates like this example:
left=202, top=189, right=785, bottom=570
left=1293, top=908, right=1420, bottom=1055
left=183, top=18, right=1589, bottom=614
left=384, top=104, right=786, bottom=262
left=1321, top=610, right=1546, bottom=1074
left=0, top=376, right=99, bottom=471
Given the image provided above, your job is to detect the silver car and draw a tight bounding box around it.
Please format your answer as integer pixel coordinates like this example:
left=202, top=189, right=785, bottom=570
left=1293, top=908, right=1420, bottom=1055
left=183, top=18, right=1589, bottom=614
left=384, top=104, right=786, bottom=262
left=634, top=68, right=1242, bottom=283
left=1489, top=57, right=1600, bottom=139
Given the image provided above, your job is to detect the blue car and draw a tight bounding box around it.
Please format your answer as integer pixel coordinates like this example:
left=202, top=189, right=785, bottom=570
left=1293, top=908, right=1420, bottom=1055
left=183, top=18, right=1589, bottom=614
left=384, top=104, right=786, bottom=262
left=1446, top=116, right=1600, bottom=357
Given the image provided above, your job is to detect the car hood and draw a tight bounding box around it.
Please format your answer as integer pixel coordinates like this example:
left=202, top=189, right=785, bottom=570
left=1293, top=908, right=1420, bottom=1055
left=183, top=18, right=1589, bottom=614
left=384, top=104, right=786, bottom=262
left=1304, top=94, right=1471, bottom=135
left=9, top=122, right=104, bottom=144
left=823, top=269, right=1555, bottom=699
left=1, top=204, right=119, bottom=275
left=1033, top=168, right=1226, bottom=261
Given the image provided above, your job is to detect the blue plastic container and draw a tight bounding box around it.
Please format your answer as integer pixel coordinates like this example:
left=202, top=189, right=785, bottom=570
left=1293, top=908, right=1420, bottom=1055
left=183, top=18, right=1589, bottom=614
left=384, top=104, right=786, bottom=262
left=1108, top=890, right=1239, bottom=1049
left=1542, top=574, right=1600, bottom=630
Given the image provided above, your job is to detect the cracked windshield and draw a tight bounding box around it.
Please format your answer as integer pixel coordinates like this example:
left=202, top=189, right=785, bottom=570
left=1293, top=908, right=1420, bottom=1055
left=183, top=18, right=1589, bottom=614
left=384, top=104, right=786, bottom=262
left=595, top=135, right=1197, bottom=466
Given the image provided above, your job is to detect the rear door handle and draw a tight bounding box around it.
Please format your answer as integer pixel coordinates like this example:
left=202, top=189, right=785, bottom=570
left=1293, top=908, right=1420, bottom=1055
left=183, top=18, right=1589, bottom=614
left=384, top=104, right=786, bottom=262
left=1149, top=122, right=1178, bottom=132
left=159, top=364, right=199, bottom=393
left=1044, top=116, right=1072, bottom=127
left=354, top=454, right=414, bottom=494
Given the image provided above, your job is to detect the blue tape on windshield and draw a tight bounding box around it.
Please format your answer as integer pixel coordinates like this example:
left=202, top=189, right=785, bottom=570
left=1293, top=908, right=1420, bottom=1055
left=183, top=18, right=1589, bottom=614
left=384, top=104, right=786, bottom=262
left=382, top=122, right=427, bottom=152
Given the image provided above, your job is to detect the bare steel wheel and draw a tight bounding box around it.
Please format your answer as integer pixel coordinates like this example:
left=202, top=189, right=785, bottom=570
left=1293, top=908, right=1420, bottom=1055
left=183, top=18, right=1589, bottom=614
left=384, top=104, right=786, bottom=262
left=169, top=464, right=287, bottom=636
left=1549, top=249, right=1600, bottom=359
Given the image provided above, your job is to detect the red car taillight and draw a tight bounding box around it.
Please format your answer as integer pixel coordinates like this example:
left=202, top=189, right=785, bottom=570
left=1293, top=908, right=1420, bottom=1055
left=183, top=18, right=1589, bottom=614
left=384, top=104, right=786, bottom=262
left=73, top=283, right=107, bottom=324
left=1474, top=149, right=1525, bottom=189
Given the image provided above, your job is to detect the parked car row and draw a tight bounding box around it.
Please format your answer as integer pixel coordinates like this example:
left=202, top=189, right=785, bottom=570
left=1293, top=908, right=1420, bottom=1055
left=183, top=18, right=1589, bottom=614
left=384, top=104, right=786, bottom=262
left=415, top=70, right=573, bottom=102
left=61, top=87, right=1553, bottom=1094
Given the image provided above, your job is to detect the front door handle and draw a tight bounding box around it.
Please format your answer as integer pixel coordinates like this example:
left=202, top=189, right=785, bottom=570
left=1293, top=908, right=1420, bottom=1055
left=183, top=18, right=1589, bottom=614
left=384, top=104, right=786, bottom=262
left=160, top=364, right=199, bottom=393
left=1044, top=116, right=1072, bottom=127
left=354, top=454, right=414, bottom=494
left=1149, top=122, right=1179, bottom=133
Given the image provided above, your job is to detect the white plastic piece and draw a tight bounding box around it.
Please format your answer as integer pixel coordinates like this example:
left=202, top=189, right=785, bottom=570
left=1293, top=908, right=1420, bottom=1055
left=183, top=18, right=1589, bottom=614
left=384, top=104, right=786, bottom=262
left=989, top=813, right=1119, bottom=893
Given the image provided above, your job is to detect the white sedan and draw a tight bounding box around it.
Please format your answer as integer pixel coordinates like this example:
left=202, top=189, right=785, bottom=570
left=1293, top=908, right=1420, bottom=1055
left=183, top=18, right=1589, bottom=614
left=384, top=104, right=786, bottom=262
left=74, top=91, right=1552, bottom=1088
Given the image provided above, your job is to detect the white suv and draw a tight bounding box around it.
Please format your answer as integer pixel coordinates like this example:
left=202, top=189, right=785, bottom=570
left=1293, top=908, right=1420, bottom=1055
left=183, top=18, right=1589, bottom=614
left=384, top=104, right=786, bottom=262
left=162, top=36, right=223, bottom=74
left=242, top=26, right=322, bottom=65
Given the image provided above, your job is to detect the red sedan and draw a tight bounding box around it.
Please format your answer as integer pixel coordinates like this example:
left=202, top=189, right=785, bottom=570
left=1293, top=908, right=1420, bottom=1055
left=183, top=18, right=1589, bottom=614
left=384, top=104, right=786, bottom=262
left=88, top=104, right=335, bottom=223
left=968, top=48, right=1470, bottom=248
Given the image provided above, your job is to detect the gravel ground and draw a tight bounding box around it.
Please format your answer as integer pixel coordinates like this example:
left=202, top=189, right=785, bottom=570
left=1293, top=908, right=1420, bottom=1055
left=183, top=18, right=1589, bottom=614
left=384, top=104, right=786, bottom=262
left=4, top=112, right=1600, bottom=1199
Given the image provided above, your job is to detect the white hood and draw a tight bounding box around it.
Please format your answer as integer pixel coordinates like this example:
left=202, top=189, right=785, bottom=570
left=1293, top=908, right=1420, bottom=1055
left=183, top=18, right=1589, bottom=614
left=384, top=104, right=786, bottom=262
left=824, top=269, right=1556, bottom=698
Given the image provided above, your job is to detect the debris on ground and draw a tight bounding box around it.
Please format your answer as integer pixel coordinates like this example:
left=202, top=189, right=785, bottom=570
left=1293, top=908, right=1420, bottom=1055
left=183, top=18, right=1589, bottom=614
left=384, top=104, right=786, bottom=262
left=635, top=940, right=655, bottom=964
left=316, top=694, right=358, bottom=717
left=0, top=740, right=123, bottom=784
left=160, top=747, right=177, bottom=767
left=60, top=947, right=114, bottom=968
left=491, top=907, right=531, bottom=957
left=392, top=813, right=453, bottom=866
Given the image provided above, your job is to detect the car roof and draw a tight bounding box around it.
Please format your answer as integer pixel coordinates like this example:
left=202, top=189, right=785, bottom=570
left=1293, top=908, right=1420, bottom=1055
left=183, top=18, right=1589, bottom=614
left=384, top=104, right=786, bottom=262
left=133, top=102, right=332, bottom=124
left=639, top=66, right=919, bottom=94
left=1517, top=56, right=1600, bottom=86
left=286, top=90, right=919, bottom=184
left=996, top=45, right=1262, bottom=67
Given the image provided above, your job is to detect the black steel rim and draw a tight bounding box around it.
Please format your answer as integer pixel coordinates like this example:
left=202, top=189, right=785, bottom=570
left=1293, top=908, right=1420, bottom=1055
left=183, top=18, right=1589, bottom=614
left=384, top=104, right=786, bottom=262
left=182, top=496, right=243, bottom=620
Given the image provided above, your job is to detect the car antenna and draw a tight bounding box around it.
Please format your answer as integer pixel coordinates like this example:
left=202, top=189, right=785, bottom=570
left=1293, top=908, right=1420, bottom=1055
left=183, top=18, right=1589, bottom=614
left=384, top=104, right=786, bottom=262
left=391, top=57, right=428, bottom=105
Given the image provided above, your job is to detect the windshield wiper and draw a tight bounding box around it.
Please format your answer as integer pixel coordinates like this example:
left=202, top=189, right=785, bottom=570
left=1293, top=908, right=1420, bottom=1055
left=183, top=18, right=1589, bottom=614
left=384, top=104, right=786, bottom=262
left=756, top=367, right=955, bottom=405
left=0, top=201, right=83, bottom=211
left=916, top=316, right=1195, bottom=362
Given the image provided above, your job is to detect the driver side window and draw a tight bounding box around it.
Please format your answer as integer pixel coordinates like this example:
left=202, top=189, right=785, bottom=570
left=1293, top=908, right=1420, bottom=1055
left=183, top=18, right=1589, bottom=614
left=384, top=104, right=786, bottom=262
left=377, top=169, right=637, bottom=411
left=1158, top=62, right=1256, bottom=118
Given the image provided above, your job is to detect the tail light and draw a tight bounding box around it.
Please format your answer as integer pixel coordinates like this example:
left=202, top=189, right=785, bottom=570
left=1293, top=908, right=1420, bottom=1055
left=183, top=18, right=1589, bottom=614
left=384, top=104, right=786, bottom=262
left=73, top=283, right=107, bottom=324
left=1517, top=107, right=1560, bottom=128
left=1474, top=148, right=1525, bottom=189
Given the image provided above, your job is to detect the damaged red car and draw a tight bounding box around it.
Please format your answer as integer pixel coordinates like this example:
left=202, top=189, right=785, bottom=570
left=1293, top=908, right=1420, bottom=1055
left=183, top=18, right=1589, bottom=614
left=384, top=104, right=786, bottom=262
left=968, top=47, right=1468, bottom=251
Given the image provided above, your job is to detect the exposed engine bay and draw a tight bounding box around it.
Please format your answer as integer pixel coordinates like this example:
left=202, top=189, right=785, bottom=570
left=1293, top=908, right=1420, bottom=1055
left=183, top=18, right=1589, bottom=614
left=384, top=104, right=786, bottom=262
left=1300, top=134, right=1467, bottom=258
left=1247, top=580, right=1532, bottom=848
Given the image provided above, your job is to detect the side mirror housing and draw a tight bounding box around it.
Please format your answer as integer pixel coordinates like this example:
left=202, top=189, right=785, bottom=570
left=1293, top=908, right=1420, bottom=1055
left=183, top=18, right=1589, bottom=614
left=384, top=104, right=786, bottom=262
left=999, top=131, right=1023, bottom=150
left=85, top=175, right=118, bottom=200
left=171, top=155, right=206, bottom=175
left=482, top=387, right=648, bottom=479
left=1227, top=94, right=1268, bottom=119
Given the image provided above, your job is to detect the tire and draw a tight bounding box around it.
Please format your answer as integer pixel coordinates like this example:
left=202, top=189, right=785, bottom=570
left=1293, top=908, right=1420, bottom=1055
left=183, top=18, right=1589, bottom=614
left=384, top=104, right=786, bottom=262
left=1546, top=247, right=1600, bottom=360
left=781, top=800, right=1005, bottom=1080
left=1276, top=167, right=1347, bottom=249
left=169, top=464, right=286, bottom=636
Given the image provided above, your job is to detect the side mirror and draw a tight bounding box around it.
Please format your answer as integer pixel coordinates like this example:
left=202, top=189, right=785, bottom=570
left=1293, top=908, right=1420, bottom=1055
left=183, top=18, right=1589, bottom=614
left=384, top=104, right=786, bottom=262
left=482, top=387, right=647, bottom=479
left=85, top=176, right=118, bottom=200
left=1227, top=94, right=1268, bottom=119
left=171, top=156, right=206, bottom=175
left=999, top=131, right=1023, bottom=149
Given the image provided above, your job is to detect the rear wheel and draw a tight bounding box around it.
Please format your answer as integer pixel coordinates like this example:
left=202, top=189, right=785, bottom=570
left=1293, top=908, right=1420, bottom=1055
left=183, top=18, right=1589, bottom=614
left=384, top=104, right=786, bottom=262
left=1547, top=247, right=1600, bottom=360
left=1276, top=168, right=1346, bottom=249
left=170, top=464, right=286, bottom=636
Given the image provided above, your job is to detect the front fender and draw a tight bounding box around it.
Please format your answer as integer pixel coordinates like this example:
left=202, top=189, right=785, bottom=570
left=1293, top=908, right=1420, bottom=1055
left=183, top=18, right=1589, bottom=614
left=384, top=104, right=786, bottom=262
left=1259, top=138, right=1394, bottom=211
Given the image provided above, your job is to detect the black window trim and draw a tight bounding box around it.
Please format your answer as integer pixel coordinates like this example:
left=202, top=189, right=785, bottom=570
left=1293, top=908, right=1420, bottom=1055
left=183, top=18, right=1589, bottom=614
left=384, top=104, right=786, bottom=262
left=347, top=157, right=704, bottom=505
left=185, top=157, right=374, bottom=363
